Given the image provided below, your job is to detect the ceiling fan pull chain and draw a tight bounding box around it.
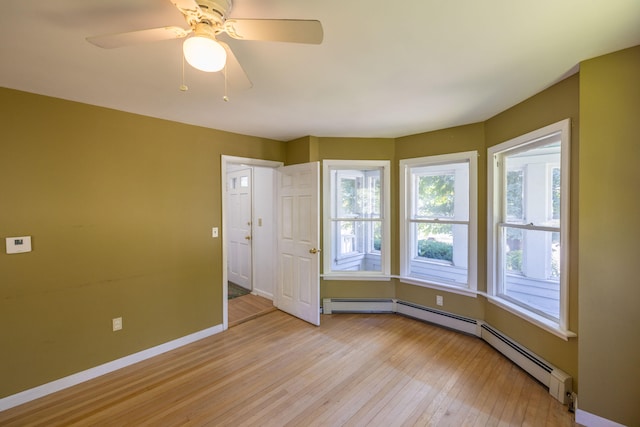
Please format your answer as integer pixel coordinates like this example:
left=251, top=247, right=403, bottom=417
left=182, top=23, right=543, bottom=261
left=223, top=62, right=229, bottom=102
left=179, top=52, right=188, bottom=92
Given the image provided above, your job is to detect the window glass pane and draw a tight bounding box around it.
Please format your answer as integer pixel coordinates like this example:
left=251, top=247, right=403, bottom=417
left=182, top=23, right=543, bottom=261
left=334, top=220, right=358, bottom=255
left=371, top=221, right=382, bottom=253
left=415, top=173, right=455, bottom=218
left=334, top=169, right=381, bottom=219
left=552, top=167, right=561, bottom=221
left=506, top=170, right=524, bottom=221
left=369, top=174, right=381, bottom=218
left=501, top=226, right=560, bottom=320
left=338, top=175, right=360, bottom=217
left=505, top=227, right=524, bottom=274
left=504, top=141, right=560, bottom=227
left=331, top=220, right=382, bottom=272
left=409, top=222, right=468, bottom=286
left=415, top=223, right=453, bottom=262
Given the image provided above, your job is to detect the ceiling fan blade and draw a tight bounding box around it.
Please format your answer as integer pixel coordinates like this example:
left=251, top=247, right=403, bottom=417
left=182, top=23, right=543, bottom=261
left=169, top=0, right=202, bottom=17
left=219, top=41, right=253, bottom=90
left=224, top=19, right=323, bottom=44
left=87, top=26, right=189, bottom=49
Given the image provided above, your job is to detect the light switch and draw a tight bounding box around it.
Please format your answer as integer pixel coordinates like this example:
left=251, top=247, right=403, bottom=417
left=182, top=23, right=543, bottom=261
left=6, top=236, right=32, bottom=254
left=212, top=227, right=219, bottom=238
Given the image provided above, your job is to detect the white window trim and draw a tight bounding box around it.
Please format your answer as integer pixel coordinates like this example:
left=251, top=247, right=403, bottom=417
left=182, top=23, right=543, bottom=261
left=322, top=159, right=391, bottom=279
left=399, top=151, right=478, bottom=293
left=487, top=119, right=575, bottom=338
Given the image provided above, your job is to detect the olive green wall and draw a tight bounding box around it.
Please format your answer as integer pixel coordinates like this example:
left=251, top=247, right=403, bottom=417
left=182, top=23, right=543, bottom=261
left=285, top=135, right=320, bottom=165
left=483, top=74, right=580, bottom=385
left=0, top=88, right=285, bottom=398
left=578, top=45, right=640, bottom=427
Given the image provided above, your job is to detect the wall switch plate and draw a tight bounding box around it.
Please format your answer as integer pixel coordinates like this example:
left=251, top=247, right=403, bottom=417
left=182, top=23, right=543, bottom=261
left=436, top=295, right=444, bottom=306
left=6, top=236, right=32, bottom=254
left=112, top=317, right=123, bottom=331
left=212, top=227, right=219, bottom=238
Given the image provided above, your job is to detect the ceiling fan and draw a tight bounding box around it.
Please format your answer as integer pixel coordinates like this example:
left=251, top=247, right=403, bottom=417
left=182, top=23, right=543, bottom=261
left=87, top=0, right=323, bottom=90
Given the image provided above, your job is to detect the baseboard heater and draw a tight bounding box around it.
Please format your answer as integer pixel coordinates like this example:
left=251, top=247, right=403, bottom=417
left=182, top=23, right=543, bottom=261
left=322, top=298, right=395, bottom=314
left=479, top=323, right=572, bottom=404
left=322, top=298, right=572, bottom=404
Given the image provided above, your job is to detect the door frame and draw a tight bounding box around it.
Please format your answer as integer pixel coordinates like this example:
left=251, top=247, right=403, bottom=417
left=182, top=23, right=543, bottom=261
left=221, top=155, right=283, bottom=330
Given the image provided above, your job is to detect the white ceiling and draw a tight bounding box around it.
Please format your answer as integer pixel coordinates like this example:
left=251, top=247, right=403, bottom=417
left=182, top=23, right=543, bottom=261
left=1, top=0, right=639, bottom=141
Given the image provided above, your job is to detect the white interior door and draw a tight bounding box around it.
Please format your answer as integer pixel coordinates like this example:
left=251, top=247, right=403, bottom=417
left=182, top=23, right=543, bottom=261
left=276, top=162, right=320, bottom=326
left=227, top=168, right=252, bottom=290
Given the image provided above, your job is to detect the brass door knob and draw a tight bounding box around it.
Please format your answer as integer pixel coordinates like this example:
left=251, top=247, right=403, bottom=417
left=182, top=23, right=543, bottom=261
left=245, top=235, right=251, bottom=240
left=309, top=248, right=321, bottom=254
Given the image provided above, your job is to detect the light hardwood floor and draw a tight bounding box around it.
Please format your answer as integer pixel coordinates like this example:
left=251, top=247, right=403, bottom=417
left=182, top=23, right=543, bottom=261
left=0, top=311, right=577, bottom=426
left=228, top=294, right=277, bottom=328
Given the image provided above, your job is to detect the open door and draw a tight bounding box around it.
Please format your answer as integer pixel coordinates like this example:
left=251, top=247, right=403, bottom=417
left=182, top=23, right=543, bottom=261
left=276, top=162, right=320, bottom=326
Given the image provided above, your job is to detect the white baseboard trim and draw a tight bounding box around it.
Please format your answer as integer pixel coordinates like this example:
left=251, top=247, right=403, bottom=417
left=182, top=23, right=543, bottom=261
left=575, top=409, right=627, bottom=427
left=0, top=324, right=224, bottom=412
left=252, top=289, right=274, bottom=301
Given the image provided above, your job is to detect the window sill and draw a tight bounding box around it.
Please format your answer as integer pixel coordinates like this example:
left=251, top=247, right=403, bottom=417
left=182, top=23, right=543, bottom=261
left=321, top=274, right=391, bottom=281
left=485, top=295, right=577, bottom=341
left=398, top=276, right=478, bottom=298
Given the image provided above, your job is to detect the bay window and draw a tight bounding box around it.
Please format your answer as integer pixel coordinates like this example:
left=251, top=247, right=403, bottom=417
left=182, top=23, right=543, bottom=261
left=400, top=151, right=478, bottom=293
left=487, top=119, right=574, bottom=337
left=323, top=160, right=390, bottom=278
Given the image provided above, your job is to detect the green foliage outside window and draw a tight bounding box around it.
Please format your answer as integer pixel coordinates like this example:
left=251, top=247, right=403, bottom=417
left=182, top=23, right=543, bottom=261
left=417, top=239, right=453, bottom=262
left=506, top=249, right=523, bottom=272
left=418, top=174, right=454, bottom=217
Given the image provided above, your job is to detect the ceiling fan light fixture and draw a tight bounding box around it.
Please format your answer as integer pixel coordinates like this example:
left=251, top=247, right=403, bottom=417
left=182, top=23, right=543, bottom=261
left=183, top=35, right=227, bottom=72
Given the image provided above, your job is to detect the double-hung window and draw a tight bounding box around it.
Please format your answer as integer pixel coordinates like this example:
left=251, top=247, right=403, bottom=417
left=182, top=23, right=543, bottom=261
left=400, top=151, right=478, bottom=293
left=487, top=119, right=573, bottom=337
left=323, top=160, right=390, bottom=279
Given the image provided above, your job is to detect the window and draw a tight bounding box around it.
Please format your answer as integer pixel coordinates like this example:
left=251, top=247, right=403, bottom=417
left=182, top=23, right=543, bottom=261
left=323, top=160, right=390, bottom=279
left=400, top=151, right=478, bottom=293
left=488, top=119, right=573, bottom=337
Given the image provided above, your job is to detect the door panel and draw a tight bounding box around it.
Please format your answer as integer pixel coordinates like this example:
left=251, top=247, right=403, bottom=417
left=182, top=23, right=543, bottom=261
left=276, top=162, right=320, bottom=326
left=227, top=168, right=252, bottom=289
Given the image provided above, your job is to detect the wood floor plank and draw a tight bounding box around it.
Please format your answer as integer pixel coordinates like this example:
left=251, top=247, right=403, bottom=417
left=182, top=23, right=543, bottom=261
left=0, top=311, right=577, bottom=426
left=228, top=293, right=277, bottom=327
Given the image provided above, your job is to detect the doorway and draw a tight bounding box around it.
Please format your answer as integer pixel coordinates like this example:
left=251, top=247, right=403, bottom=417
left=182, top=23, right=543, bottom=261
left=222, top=156, right=282, bottom=330
left=221, top=156, right=321, bottom=329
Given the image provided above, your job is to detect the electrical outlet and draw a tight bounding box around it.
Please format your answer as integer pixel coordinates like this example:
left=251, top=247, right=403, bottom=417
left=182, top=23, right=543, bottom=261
left=436, top=295, right=443, bottom=306
left=112, top=317, right=123, bottom=331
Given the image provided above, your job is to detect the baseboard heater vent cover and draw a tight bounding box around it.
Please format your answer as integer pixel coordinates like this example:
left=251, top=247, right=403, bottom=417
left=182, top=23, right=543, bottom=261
left=395, top=300, right=478, bottom=336
left=322, top=298, right=394, bottom=314
left=480, top=323, right=572, bottom=404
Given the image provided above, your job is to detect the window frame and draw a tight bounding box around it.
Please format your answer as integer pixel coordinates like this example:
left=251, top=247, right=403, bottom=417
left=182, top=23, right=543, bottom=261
left=322, top=159, right=391, bottom=280
left=487, top=119, right=575, bottom=339
left=399, top=151, right=478, bottom=296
